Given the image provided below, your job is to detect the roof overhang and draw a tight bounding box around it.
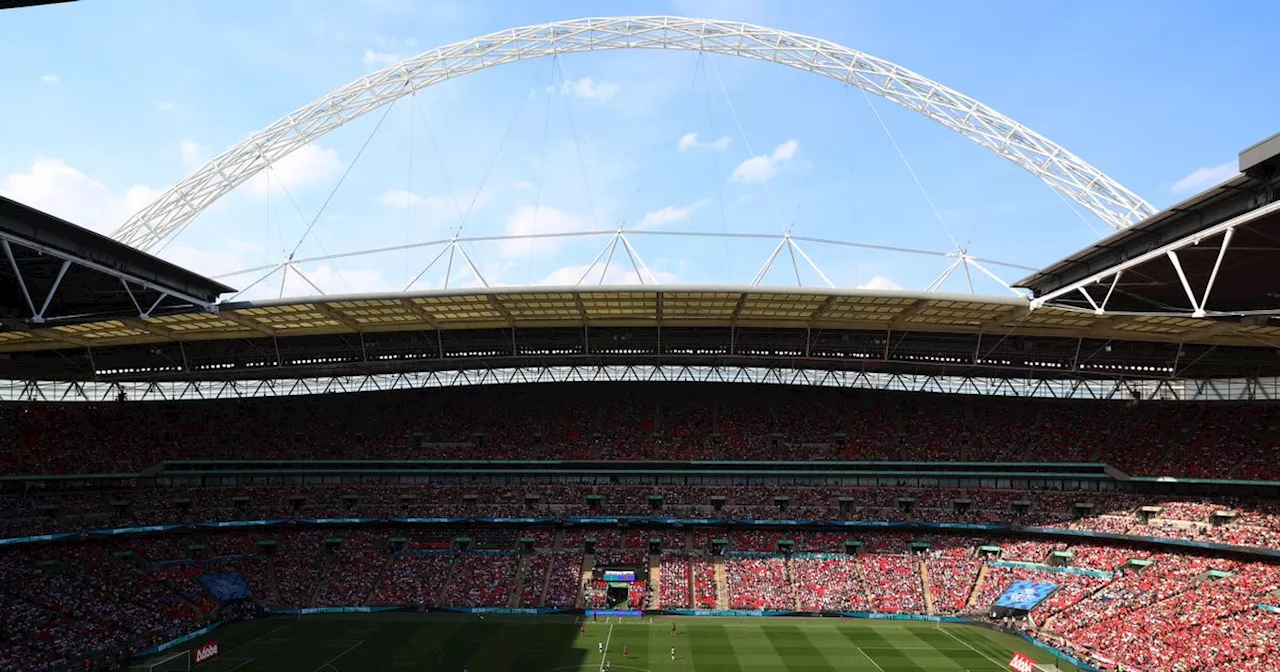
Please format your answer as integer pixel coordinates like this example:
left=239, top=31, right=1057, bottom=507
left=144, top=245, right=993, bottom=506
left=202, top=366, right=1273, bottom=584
left=1018, top=137, right=1280, bottom=317
left=0, top=196, right=233, bottom=333
left=0, top=286, right=1276, bottom=381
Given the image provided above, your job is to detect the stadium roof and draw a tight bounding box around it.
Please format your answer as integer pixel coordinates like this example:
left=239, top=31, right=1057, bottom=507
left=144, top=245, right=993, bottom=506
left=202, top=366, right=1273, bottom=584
left=0, top=0, right=76, bottom=10
left=1018, top=132, right=1280, bottom=316
left=0, top=195, right=232, bottom=334
left=0, top=286, right=1277, bottom=382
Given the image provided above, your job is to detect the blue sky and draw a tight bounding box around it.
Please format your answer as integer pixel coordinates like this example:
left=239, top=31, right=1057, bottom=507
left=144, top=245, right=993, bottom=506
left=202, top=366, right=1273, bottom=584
left=1, top=0, right=1276, bottom=299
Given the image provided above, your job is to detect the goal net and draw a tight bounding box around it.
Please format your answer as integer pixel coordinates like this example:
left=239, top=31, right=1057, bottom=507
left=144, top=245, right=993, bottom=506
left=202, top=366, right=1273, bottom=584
left=130, top=649, right=190, bottom=672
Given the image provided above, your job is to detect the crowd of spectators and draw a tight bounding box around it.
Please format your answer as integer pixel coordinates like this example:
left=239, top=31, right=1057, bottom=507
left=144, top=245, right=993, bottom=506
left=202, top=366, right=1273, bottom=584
left=12, top=483, right=1280, bottom=556
left=3, top=384, right=1277, bottom=478
left=791, top=556, right=869, bottom=611
left=1048, top=555, right=1280, bottom=671
left=725, top=557, right=794, bottom=610
left=439, top=555, right=518, bottom=607
left=3, top=525, right=1280, bottom=670
left=544, top=553, right=584, bottom=608
left=659, top=553, right=692, bottom=608
left=924, top=554, right=981, bottom=614
left=860, top=555, right=926, bottom=614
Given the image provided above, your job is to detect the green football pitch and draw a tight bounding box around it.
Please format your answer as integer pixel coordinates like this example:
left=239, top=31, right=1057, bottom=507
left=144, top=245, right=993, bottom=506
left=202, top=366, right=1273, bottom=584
left=154, top=613, right=1086, bottom=671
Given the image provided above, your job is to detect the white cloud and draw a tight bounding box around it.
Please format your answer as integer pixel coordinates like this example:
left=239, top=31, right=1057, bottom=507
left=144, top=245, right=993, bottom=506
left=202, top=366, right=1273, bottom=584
left=1171, top=161, right=1236, bottom=194
left=638, top=199, right=711, bottom=229
left=379, top=188, right=422, bottom=208
left=501, top=205, right=586, bottom=257
left=41, top=74, right=60, bottom=85
left=244, top=144, right=342, bottom=197
left=361, top=49, right=401, bottom=70
left=512, top=180, right=536, bottom=191
left=560, top=77, right=620, bottom=103
left=156, top=101, right=174, bottom=112
left=678, top=132, right=732, bottom=152
left=730, top=139, right=799, bottom=182
left=538, top=263, right=678, bottom=286
left=0, top=158, right=159, bottom=233
left=857, top=275, right=902, bottom=291
left=179, top=141, right=202, bottom=168
left=379, top=188, right=488, bottom=231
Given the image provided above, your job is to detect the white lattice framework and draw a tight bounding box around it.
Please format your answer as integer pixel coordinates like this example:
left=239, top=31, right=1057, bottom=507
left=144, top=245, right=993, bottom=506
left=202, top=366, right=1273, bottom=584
left=111, top=16, right=1154, bottom=253
left=5, top=365, right=1280, bottom=404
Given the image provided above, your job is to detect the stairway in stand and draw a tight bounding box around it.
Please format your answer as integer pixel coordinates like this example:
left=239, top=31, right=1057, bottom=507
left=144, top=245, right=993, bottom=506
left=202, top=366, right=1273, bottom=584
left=966, top=563, right=989, bottom=610
left=919, top=559, right=936, bottom=615
left=713, top=556, right=729, bottom=610
left=508, top=554, right=530, bottom=608
left=436, top=555, right=461, bottom=606
left=307, top=554, right=336, bottom=607
left=576, top=554, right=595, bottom=609
left=648, top=554, right=663, bottom=609
left=362, top=554, right=396, bottom=606
left=856, top=561, right=875, bottom=609
left=265, top=558, right=282, bottom=604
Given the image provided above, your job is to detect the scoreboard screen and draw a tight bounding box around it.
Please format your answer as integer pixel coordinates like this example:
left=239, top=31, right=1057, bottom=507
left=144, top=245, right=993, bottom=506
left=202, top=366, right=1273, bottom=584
left=602, top=570, right=636, bottom=582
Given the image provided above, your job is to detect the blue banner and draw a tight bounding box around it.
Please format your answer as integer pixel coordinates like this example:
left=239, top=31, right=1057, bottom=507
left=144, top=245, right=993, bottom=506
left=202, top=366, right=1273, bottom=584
left=1258, top=603, right=1280, bottom=614
left=994, top=581, right=1059, bottom=610
left=0, top=532, right=77, bottom=546
left=199, top=572, right=253, bottom=601
left=917, top=522, right=1008, bottom=531
left=90, top=524, right=185, bottom=536
left=475, top=518, right=555, bottom=524
left=840, top=612, right=966, bottom=623
left=198, top=520, right=283, bottom=528
left=297, top=518, right=380, bottom=524
left=585, top=609, right=643, bottom=617
left=564, top=517, right=620, bottom=524
left=391, top=517, right=466, bottom=524
left=665, top=609, right=792, bottom=617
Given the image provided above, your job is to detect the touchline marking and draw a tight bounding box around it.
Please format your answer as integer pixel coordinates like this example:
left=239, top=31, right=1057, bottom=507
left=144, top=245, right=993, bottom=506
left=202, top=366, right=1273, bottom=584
left=852, top=643, right=888, bottom=672
left=938, top=627, right=1008, bottom=670
left=599, top=621, right=615, bottom=672
left=309, top=639, right=364, bottom=672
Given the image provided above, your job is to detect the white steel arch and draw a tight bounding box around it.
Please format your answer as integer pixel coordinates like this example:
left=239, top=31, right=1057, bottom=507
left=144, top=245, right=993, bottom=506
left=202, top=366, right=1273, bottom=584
left=111, top=16, right=1155, bottom=253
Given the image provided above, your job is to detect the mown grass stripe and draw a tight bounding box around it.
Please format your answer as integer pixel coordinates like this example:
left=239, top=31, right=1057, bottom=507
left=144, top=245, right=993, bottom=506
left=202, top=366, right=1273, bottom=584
left=761, top=624, right=838, bottom=671
left=837, top=624, right=931, bottom=672
left=687, top=624, right=744, bottom=671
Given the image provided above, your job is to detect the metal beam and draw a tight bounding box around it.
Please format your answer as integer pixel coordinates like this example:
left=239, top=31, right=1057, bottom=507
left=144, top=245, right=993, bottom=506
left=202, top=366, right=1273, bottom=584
left=1031, top=199, right=1280, bottom=311
left=890, top=299, right=934, bottom=330
left=218, top=312, right=277, bottom=337
left=485, top=296, right=516, bottom=328
left=398, top=299, right=441, bottom=330
left=311, top=303, right=364, bottom=332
